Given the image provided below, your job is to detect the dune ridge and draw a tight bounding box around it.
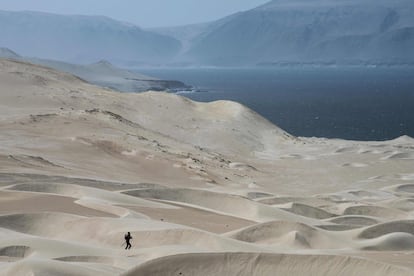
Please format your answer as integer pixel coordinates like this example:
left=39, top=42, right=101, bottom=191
left=123, top=252, right=413, bottom=276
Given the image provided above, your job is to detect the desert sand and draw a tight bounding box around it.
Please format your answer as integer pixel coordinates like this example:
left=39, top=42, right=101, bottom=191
left=0, top=58, right=414, bottom=275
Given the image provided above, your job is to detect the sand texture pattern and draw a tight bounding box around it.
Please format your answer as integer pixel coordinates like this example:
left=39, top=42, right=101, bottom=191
left=1, top=58, right=414, bottom=275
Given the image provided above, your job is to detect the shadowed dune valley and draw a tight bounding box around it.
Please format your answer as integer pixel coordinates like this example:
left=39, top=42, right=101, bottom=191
left=0, top=58, right=414, bottom=275
left=1, top=1, right=414, bottom=275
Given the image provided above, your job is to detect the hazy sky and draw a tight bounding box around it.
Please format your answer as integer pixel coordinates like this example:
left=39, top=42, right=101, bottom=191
left=0, top=0, right=269, bottom=28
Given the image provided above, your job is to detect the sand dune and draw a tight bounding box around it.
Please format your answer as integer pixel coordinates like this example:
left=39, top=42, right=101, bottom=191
left=343, top=205, right=407, bottom=219
left=359, top=220, right=414, bottom=239
left=227, top=221, right=329, bottom=249
left=1, top=58, right=414, bottom=275
left=125, top=203, right=254, bottom=233
left=282, top=203, right=335, bottom=219
left=360, top=232, right=414, bottom=251
left=386, top=152, right=414, bottom=160
left=394, top=184, right=414, bottom=193
left=385, top=198, right=414, bottom=211
left=258, top=196, right=332, bottom=206
left=326, top=216, right=380, bottom=227
left=0, top=191, right=115, bottom=217
left=0, top=246, right=32, bottom=258
left=124, top=252, right=413, bottom=276
left=3, top=259, right=120, bottom=276
left=124, top=188, right=326, bottom=225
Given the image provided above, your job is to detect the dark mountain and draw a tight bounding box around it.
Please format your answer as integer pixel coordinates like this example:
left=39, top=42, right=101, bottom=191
left=181, top=0, right=414, bottom=66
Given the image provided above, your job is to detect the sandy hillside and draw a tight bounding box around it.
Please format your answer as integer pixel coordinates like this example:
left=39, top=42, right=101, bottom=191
left=0, top=48, right=190, bottom=93
left=0, top=58, right=414, bottom=275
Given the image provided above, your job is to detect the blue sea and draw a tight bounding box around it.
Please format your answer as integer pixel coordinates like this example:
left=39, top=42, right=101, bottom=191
left=139, top=67, right=414, bottom=141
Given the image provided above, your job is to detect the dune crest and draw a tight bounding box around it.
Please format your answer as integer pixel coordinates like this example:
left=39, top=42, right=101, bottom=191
left=124, top=252, right=413, bottom=276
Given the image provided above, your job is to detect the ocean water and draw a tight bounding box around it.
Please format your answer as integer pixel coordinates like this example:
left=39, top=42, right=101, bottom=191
left=139, top=67, right=414, bottom=141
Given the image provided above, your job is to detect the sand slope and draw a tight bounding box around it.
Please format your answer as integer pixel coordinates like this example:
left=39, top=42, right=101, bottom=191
left=1, top=58, right=414, bottom=275
left=124, top=252, right=413, bottom=276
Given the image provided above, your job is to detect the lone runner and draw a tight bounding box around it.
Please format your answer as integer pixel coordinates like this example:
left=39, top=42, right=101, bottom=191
left=124, top=232, right=132, bottom=250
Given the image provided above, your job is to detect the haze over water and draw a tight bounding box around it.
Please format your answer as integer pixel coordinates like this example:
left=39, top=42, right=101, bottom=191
left=141, top=67, right=414, bottom=141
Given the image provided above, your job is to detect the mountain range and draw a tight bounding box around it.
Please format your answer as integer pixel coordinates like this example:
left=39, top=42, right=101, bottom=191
left=1, top=0, right=414, bottom=66
left=0, top=10, right=181, bottom=65
left=169, top=0, right=414, bottom=66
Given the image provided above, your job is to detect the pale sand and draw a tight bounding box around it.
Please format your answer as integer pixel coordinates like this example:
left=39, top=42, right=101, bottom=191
left=0, top=191, right=115, bottom=217
left=123, top=201, right=255, bottom=234
left=0, top=58, right=414, bottom=275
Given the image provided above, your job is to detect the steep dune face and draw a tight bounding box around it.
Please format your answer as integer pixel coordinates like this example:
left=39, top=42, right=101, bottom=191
left=122, top=92, right=293, bottom=156
left=1, top=58, right=414, bottom=275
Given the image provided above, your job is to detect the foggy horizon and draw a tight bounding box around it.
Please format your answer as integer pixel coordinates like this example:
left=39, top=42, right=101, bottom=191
left=0, top=0, right=269, bottom=28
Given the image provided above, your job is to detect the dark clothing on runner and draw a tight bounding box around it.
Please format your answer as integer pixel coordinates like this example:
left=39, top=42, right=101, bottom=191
left=125, top=232, right=132, bottom=250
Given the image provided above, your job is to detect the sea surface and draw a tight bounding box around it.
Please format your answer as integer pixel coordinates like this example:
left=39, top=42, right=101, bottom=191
left=139, top=67, right=414, bottom=141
